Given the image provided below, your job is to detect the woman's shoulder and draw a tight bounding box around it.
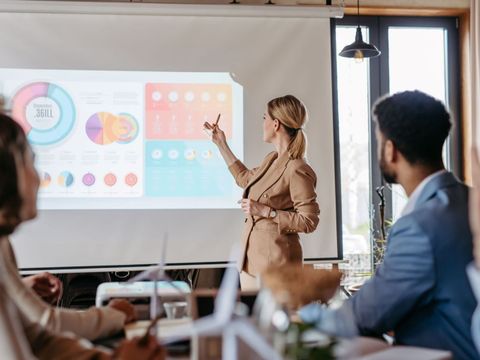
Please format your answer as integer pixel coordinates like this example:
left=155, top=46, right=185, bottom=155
left=265, top=151, right=277, bottom=159
left=288, top=157, right=314, bottom=170
left=287, top=158, right=317, bottom=178
left=259, top=151, right=278, bottom=164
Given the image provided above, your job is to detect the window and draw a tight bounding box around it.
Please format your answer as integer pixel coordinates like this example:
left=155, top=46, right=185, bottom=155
left=335, top=26, right=373, bottom=282
left=387, top=25, right=453, bottom=221
left=334, top=16, right=460, bottom=281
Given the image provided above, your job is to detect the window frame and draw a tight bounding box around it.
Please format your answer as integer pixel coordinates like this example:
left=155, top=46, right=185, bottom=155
left=333, top=15, right=462, bottom=262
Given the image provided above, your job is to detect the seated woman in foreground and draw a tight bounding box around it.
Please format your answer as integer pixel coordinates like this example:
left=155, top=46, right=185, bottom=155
left=0, top=112, right=164, bottom=359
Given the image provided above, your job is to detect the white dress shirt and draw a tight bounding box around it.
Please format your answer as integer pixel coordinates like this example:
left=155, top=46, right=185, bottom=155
left=401, top=170, right=446, bottom=217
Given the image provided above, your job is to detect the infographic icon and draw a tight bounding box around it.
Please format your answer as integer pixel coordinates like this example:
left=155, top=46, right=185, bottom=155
left=58, top=171, right=74, bottom=188
left=104, top=173, right=117, bottom=187
left=40, top=172, right=52, bottom=188
left=125, top=173, right=138, bottom=187
left=82, top=173, right=96, bottom=187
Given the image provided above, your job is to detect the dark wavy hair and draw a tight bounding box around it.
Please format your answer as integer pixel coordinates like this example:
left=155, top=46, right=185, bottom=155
left=0, top=113, right=29, bottom=236
left=373, top=90, right=451, bottom=166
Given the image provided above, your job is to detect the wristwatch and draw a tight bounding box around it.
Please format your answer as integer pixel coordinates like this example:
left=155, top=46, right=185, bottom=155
left=269, top=209, right=277, bottom=219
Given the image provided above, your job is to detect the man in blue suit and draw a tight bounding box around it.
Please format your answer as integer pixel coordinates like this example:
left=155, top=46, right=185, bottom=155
left=300, top=90, right=478, bottom=359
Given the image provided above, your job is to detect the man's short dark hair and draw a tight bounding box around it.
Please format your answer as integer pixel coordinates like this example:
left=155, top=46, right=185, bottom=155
left=373, top=90, right=452, bottom=166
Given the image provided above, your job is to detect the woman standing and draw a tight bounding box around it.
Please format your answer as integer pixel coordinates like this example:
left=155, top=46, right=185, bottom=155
left=204, top=95, right=320, bottom=290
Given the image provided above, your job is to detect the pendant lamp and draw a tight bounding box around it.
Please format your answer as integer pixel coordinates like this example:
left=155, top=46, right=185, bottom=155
left=339, top=0, right=381, bottom=61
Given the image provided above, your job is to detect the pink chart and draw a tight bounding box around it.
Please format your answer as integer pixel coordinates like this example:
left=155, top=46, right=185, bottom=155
left=11, top=82, right=75, bottom=146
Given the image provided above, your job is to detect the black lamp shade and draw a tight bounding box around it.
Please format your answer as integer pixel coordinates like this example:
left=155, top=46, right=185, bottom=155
left=339, top=26, right=381, bottom=58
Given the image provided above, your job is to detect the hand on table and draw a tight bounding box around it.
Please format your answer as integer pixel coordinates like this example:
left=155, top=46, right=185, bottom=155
left=239, top=198, right=271, bottom=218
left=108, top=299, right=136, bottom=324
left=23, top=272, right=62, bottom=304
left=113, top=335, right=165, bottom=360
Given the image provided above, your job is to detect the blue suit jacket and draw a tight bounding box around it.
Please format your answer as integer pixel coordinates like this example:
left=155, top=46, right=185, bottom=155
left=345, top=172, right=478, bottom=359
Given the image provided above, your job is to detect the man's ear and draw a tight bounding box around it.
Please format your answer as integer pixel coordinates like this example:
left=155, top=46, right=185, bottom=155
left=384, top=139, right=398, bottom=163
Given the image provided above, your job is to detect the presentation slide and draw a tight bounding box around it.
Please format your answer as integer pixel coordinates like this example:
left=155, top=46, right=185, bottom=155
left=0, top=4, right=339, bottom=270
left=0, top=68, right=243, bottom=209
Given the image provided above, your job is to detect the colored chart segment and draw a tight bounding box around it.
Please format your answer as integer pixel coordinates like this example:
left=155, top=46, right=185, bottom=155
left=86, top=112, right=138, bottom=145
left=11, top=82, right=75, bottom=145
left=145, top=141, right=232, bottom=197
left=145, top=83, right=233, bottom=141
left=40, top=172, right=52, bottom=188
left=82, top=173, right=96, bottom=187
left=104, top=173, right=117, bottom=187
left=116, top=114, right=139, bottom=144
left=125, top=173, right=138, bottom=187
left=58, top=171, right=74, bottom=188
left=85, top=112, right=117, bottom=145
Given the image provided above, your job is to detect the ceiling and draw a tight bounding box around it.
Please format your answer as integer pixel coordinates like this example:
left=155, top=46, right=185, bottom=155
left=31, top=0, right=470, bottom=9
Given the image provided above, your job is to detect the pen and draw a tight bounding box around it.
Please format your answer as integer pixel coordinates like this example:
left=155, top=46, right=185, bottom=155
left=139, top=314, right=162, bottom=346
left=214, top=113, right=221, bottom=127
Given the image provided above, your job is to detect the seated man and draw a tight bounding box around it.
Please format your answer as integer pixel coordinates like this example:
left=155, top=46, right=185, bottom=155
left=300, top=90, right=478, bottom=360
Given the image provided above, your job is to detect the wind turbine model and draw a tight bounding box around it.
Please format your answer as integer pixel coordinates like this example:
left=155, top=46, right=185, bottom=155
left=163, top=245, right=282, bottom=360
left=129, top=233, right=171, bottom=321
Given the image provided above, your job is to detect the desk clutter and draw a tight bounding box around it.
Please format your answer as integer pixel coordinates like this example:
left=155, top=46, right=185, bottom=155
left=95, top=281, right=191, bottom=307
left=95, top=267, right=452, bottom=360
left=95, top=265, right=344, bottom=359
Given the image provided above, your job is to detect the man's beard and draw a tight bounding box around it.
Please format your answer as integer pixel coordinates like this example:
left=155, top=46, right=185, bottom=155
left=379, top=153, right=397, bottom=184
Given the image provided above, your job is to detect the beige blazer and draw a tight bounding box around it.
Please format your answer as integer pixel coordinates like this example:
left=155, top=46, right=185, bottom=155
left=0, top=239, right=125, bottom=341
left=0, top=238, right=110, bottom=360
left=228, top=151, right=320, bottom=275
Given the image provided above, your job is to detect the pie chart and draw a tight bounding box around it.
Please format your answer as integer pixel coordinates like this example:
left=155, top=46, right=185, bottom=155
left=11, top=82, right=76, bottom=146
left=40, top=172, right=52, bottom=188
left=85, top=112, right=118, bottom=145
left=85, top=112, right=139, bottom=145
left=58, top=171, right=74, bottom=188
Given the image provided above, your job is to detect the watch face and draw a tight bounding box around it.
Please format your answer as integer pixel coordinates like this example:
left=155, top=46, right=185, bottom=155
left=271, top=210, right=277, bottom=218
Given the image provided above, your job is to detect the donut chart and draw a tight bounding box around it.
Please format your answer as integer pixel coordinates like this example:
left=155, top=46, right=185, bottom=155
left=11, top=82, right=75, bottom=146
left=116, top=113, right=139, bottom=144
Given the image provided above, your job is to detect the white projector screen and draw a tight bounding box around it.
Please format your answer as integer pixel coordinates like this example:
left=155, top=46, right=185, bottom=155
left=0, top=2, right=342, bottom=272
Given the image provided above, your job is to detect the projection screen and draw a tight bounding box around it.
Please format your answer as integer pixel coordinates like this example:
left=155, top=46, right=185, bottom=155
left=0, top=1, right=343, bottom=272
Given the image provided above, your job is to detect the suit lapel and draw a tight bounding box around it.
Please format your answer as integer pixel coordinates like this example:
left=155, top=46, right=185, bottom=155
left=255, top=155, right=290, bottom=201
left=248, top=152, right=291, bottom=201
left=414, top=171, right=459, bottom=210
left=242, top=152, right=278, bottom=198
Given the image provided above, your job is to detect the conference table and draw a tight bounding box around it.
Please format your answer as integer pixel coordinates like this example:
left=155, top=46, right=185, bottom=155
left=92, top=318, right=452, bottom=360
